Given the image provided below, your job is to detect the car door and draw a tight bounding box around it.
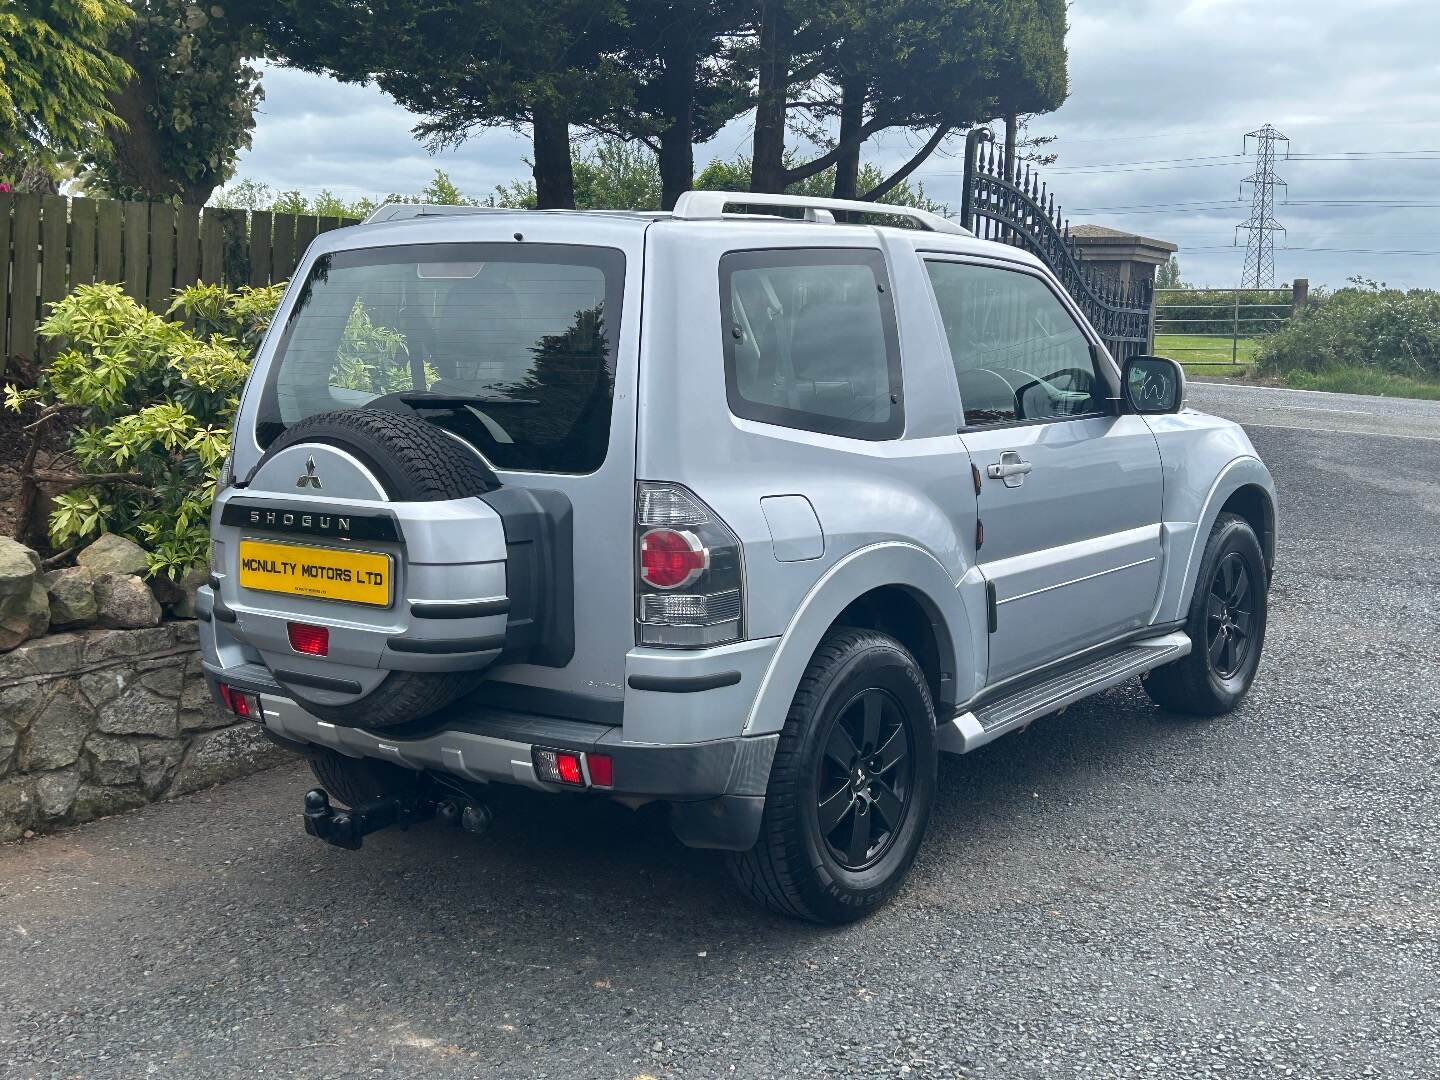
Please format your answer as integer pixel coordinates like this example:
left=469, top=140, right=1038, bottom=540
left=922, top=256, right=1164, bottom=684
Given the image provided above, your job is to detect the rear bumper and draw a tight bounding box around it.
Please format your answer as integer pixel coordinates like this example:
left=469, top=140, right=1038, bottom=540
left=204, top=663, right=776, bottom=851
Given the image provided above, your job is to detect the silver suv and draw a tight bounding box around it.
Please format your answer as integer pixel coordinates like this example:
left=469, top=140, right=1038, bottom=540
left=200, top=192, right=1276, bottom=923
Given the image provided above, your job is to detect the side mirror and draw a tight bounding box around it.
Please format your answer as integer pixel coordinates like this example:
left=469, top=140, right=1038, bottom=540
left=1122, top=355, right=1186, bottom=414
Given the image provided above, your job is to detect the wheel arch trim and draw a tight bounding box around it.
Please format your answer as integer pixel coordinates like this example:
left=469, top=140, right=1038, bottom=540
left=1164, top=456, right=1277, bottom=622
left=743, top=542, right=979, bottom=735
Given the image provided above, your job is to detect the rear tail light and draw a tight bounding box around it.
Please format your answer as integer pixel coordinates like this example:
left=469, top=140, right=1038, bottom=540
left=533, top=747, right=613, bottom=788
left=635, top=482, right=744, bottom=648
left=287, top=622, right=329, bottom=656
left=217, top=683, right=262, bottom=721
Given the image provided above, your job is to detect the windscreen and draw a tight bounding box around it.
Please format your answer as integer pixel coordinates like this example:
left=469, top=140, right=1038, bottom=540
left=256, top=242, right=626, bottom=473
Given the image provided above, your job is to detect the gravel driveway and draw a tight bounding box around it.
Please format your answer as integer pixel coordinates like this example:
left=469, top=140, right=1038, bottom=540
left=2, top=383, right=1437, bottom=1079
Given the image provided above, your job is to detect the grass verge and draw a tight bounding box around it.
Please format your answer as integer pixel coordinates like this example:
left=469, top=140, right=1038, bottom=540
left=1272, top=366, right=1440, bottom=401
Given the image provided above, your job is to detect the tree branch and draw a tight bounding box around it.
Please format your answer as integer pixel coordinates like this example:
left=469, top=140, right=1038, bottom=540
left=777, top=113, right=891, bottom=186
left=31, top=470, right=146, bottom=489
left=862, top=125, right=954, bottom=202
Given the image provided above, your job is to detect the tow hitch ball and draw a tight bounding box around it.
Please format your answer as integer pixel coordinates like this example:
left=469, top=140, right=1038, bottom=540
left=302, top=788, right=492, bottom=850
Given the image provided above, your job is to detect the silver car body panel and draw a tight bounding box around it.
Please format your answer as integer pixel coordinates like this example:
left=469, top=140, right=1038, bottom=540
left=206, top=206, right=1276, bottom=805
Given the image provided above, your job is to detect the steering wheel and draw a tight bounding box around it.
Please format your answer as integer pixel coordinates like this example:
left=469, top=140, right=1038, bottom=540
left=1013, top=368, right=1096, bottom=420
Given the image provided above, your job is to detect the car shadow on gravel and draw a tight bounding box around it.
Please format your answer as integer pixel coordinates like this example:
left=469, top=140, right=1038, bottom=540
left=255, top=678, right=1209, bottom=968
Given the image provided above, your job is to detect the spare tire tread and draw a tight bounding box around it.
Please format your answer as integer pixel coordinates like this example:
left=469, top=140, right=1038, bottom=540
left=266, top=409, right=498, bottom=502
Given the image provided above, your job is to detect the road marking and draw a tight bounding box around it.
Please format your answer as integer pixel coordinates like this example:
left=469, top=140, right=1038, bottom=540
left=1256, top=404, right=1374, bottom=416
left=1244, top=422, right=1440, bottom=443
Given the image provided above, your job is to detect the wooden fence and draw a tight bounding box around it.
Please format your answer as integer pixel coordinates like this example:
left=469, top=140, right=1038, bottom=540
left=0, top=193, right=359, bottom=375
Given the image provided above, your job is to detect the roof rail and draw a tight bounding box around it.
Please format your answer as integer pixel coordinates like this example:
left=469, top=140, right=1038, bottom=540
left=362, top=202, right=510, bottom=225
left=670, top=190, right=971, bottom=235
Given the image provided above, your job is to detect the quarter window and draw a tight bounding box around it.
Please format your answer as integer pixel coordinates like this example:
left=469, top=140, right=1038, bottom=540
left=925, top=261, right=1106, bottom=427
left=720, top=249, right=903, bottom=440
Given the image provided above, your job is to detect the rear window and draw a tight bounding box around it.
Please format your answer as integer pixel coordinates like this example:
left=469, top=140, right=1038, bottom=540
left=255, top=243, right=625, bottom=473
left=719, top=248, right=903, bottom=440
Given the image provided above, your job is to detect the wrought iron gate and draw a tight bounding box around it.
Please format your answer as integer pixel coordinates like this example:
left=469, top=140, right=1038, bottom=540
left=959, top=130, right=1155, bottom=362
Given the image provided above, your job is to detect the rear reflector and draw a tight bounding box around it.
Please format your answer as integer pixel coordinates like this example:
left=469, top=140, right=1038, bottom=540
left=587, top=753, right=614, bottom=788
left=287, top=622, right=329, bottom=656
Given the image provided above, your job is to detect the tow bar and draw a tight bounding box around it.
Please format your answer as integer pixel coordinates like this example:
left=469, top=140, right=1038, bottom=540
left=302, top=788, right=493, bottom=850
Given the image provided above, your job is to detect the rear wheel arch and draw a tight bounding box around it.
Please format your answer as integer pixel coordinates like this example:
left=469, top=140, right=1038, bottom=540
left=745, top=544, right=978, bottom=736
left=835, top=585, right=955, bottom=716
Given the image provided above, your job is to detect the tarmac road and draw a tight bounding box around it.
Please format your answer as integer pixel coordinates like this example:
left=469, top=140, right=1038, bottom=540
left=2, top=381, right=1438, bottom=1079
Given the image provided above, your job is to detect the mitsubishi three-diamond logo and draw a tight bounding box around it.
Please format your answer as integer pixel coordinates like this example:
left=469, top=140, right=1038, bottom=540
left=296, top=456, right=323, bottom=489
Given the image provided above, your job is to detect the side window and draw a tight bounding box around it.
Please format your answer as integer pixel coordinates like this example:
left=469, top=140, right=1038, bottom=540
left=924, top=261, right=1105, bottom=428
left=720, top=248, right=903, bottom=440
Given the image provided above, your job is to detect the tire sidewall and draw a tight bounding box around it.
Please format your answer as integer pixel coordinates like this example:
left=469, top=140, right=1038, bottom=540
left=1191, top=517, right=1268, bottom=706
left=794, top=640, right=937, bottom=920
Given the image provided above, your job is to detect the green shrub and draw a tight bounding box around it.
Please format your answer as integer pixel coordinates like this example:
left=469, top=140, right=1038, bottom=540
left=1256, top=281, right=1440, bottom=379
left=4, top=281, right=283, bottom=578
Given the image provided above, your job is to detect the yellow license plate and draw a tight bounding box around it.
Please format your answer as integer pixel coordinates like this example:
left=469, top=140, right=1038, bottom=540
left=237, top=539, right=392, bottom=607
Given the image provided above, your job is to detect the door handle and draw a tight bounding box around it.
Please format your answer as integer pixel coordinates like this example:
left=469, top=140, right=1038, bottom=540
left=987, top=452, right=1033, bottom=488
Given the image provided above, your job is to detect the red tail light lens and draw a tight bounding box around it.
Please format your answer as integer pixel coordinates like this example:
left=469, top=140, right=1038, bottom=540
left=639, top=529, right=707, bottom=589
left=217, top=684, right=261, bottom=720
left=533, top=748, right=588, bottom=787
left=287, top=622, right=329, bottom=656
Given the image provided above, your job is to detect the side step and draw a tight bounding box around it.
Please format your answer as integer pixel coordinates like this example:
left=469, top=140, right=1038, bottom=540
left=939, top=631, right=1191, bottom=754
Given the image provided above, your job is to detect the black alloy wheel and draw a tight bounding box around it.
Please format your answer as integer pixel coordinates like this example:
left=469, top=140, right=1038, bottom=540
left=816, top=688, right=914, bottom=871
left=1207, top=551, right=1256, bottom=679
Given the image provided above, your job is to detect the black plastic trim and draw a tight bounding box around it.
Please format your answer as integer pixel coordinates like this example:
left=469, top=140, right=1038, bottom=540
left=627, top=670, right=742, bottom=693
left=272, top=668, right=364, bottom=695
left=220, top=498, right=402, bottom=542
left=410, top=598, right=511, bottom=620
left=212, top=599, right=238, bottom=623
left=669, top=795, right=767, bottom=851
left=386, top=634, right=506, bottom=655
left=459, top=681, right=622, bottom=726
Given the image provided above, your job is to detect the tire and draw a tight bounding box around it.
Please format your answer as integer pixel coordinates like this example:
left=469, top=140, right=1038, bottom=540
left=1143, top=512, right=1268, bottom=716
left=255, top=409, right=498, bottom=729
left=308, top=749, right=421, bottom=809
left=264, top=408, right=499, bottom=501
left=727, top=628, right=937, bottom=924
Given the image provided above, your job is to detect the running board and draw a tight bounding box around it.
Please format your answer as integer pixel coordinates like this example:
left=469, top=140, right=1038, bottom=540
left=939, top=631, right=1191, bottom=754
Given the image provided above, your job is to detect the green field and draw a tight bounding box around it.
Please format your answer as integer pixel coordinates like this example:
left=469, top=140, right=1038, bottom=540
left=1154, top=334, right=1260, bottom=367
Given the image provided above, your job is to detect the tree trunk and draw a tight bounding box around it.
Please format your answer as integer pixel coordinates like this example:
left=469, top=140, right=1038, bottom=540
left=751, top=1, right=791, bottom=193
left=831, top=76, right=865, bottom=202
left=1004, top=112, right=1018, bottom=180
left=532, top=101, right=576, bottom=210
left=657, top=35, right=696, bottom=210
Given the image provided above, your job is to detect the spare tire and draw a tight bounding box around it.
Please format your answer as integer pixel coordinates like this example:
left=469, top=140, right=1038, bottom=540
left=264, top=408, right=500, bottom=501
left=253, top=409, right=501, bottom=728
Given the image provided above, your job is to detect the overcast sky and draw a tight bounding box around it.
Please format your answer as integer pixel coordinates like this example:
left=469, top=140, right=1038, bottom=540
left=232, top=0, right=1440, bottom=289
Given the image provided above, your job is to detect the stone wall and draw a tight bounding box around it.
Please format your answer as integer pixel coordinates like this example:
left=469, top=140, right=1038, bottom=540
left=0, top=622, right=289, bottom=841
